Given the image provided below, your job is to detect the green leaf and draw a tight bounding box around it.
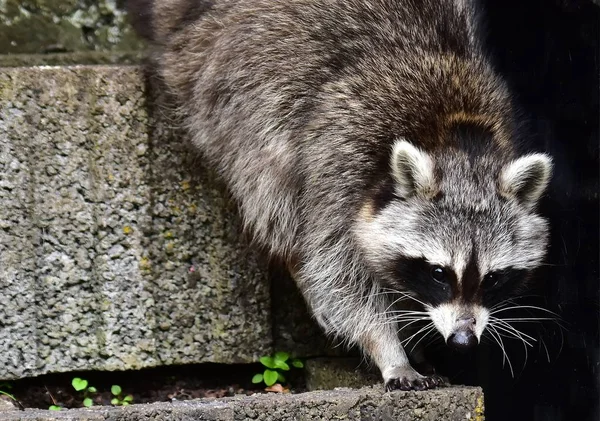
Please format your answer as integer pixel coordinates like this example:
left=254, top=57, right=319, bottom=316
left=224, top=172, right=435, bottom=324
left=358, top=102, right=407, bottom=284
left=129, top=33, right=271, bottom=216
left=259, top=356, right=276, bottom=369
left=124, top=395, right=134, bottom=403
left=111, top=398, right=119, bottom=406
left=71, top=377, right=87, bottom=392
left=273, top=359, right=290, bottom=371
left=111, top=385, right=122, bottom=396
left=87, top=387, right=97, bottom=394
left=0, top=390, right=16, bottom=401
left=72, top=377, right=88, bottom=392
left=83, top=397, right=93, bottom=408
left=122, top=402, right=129, bottom=406
left=49, top=405, right=62, bottom=411
left=251, top=373, right=263, bottom=384
left=292, top=359, right=304, bottom=368
left=263, top=369, right=278, bottom=386
left=277, top=372, right=286, bottom=383
left=274, top=351, right=289, bottom=362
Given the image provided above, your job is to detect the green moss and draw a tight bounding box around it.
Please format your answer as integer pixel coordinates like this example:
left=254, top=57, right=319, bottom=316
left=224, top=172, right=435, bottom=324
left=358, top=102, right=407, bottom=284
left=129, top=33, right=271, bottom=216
left=0, top=0, right=144, bottom=54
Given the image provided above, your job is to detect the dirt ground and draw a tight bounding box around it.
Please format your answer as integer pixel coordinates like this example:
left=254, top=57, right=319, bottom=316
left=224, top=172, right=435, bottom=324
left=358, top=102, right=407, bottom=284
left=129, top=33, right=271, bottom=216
left=3, top=363, right=306, bottom=410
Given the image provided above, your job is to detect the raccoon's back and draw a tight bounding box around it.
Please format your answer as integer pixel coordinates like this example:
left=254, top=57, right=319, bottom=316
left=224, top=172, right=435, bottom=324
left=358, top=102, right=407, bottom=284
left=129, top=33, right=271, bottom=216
left=125, top=0, right=510, bottom=258
left=126, top=0, right=486, bottom=134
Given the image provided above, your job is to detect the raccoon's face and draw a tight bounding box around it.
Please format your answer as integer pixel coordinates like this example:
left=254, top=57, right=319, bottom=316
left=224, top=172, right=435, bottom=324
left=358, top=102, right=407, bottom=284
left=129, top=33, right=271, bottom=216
left=355, top=139, right=553, bottom=351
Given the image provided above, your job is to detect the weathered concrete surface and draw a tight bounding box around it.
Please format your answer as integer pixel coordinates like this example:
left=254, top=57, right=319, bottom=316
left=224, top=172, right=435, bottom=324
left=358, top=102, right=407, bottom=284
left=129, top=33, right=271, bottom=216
left=0, top=1, right=143, bottom=54
left=0, top=387, right=485, bottom=421
left=0, top=65, right=271, bottom=380
left=0, top=397, right=17, bottom=412
left=305, top=358, right=380, bottom=391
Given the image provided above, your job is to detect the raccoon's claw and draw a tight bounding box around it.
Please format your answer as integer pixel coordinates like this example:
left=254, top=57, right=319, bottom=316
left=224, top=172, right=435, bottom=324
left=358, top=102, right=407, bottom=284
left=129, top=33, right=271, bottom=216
left=385, top=373, right=447, bottom=391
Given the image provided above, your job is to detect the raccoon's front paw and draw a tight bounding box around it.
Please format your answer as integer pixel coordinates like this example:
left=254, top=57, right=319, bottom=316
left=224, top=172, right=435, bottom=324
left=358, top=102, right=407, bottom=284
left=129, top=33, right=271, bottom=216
left=384, top=367, right=447, bottom=391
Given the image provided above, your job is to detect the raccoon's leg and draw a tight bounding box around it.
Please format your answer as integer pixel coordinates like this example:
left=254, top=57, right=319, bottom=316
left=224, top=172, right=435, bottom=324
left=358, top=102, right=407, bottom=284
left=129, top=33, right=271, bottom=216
left=292, top=260, right=445, bottom=391
left=360, top=320, right=446, bottom=391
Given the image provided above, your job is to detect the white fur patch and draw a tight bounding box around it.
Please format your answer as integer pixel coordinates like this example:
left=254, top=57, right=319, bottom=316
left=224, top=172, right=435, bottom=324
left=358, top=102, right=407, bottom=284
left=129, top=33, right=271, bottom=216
left=354, top=201, right=452, bottom=269
left=390, top=139, right=436, bottom=199
left=499, top=153, right=553, bottom=209
left=473, top=306, right=489, bottom=339
left=428, top=303, right=489, bottom=341
left=427, top=303, right=458, bottom=341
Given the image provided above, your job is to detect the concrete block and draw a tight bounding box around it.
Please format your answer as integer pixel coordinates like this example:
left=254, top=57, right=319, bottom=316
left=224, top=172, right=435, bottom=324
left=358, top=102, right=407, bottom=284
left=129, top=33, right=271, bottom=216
left=304, top=358, right=380, bottom=391
left=0, top=65, right=271, bottom=380
left=0, top=386, right=485, bottom=421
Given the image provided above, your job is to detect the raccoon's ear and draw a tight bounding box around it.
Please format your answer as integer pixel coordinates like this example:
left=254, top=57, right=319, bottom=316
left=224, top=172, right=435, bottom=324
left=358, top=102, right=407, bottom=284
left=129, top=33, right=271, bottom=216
left=390, top=140, right=437, bottom=199
left=499, top=153, right=553, bottom=209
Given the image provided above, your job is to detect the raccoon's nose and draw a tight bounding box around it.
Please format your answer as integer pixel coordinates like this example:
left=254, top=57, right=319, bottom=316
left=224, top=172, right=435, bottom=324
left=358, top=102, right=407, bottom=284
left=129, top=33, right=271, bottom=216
left=448, top=330, right=478, bottom=351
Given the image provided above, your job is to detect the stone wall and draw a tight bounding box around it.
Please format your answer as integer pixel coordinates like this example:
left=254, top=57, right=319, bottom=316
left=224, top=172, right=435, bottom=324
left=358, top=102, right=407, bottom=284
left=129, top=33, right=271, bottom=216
left=0, top=66, right=276, bottom=380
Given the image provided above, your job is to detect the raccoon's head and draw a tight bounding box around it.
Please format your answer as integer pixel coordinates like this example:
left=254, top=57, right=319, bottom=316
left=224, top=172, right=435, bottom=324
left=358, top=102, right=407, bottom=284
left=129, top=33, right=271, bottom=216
left=355, top=138, right=553, bottom=351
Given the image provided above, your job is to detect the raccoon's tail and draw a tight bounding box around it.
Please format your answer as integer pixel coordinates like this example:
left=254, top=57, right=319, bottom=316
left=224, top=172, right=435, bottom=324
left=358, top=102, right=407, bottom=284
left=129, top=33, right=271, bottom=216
left=126, top=0, right=214, bottom=44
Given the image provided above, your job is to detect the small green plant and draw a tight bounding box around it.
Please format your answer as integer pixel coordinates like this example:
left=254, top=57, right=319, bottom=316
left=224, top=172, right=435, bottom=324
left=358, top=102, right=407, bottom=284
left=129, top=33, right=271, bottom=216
left=71, top=377, right=97, bottom=408
left=0, top=382, right=16, bottom=401
left=110, top=385, right=133, bottom=406
left=49, top=405, right=62, bottom=411
left=252, top=351, right=304, bottom=387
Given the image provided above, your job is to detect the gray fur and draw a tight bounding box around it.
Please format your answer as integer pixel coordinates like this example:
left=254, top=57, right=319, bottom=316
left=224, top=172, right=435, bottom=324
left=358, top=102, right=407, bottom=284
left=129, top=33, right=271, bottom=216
left=127, top=0, right=553, bottom=390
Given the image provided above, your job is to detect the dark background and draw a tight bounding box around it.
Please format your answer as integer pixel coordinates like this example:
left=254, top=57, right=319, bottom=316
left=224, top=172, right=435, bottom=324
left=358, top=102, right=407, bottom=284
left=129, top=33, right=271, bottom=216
left=429, top=1, right=599, bottom=420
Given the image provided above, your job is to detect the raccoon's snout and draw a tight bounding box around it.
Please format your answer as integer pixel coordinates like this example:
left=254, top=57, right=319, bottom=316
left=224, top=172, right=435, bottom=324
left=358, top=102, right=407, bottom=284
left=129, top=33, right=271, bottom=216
left=448, top=316, right=478, bottom=352
left=448, top=329, right=477, bottom=351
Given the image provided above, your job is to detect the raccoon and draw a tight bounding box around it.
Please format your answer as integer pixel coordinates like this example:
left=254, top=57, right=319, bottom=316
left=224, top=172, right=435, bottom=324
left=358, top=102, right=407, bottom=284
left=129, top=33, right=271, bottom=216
left=126, top=0, right=553, bottom=390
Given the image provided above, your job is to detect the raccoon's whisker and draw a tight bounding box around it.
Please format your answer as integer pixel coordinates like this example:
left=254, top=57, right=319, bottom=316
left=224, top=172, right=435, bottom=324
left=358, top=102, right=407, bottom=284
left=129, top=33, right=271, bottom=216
left=401, top=322, right=434, bottom=347
left=490, top=317, right=535, bottom=341
left=386, top=310, right=429, bottom=317
left=400, top=322, right=434, bottom=344
left=489, top=299, right=515, bottom=312
left=371, top=289, right=412, bottom=299
left=374, top=316, right=427, bottom=328
left=378, top=288, right=415, bottom=301
left=494, top=321, right=533, bottom=370
left=489, top=296, right=545, bottom=312
left=377, top=317, right=427, bottom=327
left=499, top=317, right=557, bottom=322
left=388, top=291, right=428, bottom=308
left=494, top=320, right=537, bottom=346
left=422, top=331, right=443, bottom=349
left=391, top=317, right=430, bottom=331
left=490, top=322, right=532, bottom=367
left=409, top=324, right=437, bottom=354
left=386, top=308, right=428, bottom=314
left=386, top=316, right=429, bottom=325
left=379, top=287, right=406, bottom=295
left=486, top=325, right=515, bottom=378
left=383, top=295, right=416, bottom=313
left=490, top=305, right=561, bottom=318
left=488, top=326, right=526, bottom=345
left=484, top=327, right=506, bottom=365
left=386, top=314, right=429, bottom=320
left=497, top=307, right=567, bottom=331
left=540, top=336, right=551, bottom=363
left=377, top=309, right=428, bottom=321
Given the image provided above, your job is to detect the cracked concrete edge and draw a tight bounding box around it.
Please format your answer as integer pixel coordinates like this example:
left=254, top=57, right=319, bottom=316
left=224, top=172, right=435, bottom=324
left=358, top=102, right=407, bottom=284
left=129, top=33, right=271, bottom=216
left=0, top=386, right=485, bottom=421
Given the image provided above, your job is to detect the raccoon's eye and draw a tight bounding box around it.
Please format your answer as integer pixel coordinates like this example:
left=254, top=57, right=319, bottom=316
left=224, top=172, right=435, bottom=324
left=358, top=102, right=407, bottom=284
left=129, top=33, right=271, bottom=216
left=484, top=273, right=499, bottom=288
left=430, top=266, right=446, bottom=283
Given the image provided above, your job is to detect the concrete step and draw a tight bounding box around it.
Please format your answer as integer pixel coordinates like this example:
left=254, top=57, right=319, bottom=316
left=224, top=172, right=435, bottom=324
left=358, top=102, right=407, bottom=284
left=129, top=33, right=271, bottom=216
left=0, top=65, right=273, bottom=379
left=0, top=386, right=485, bottom=421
